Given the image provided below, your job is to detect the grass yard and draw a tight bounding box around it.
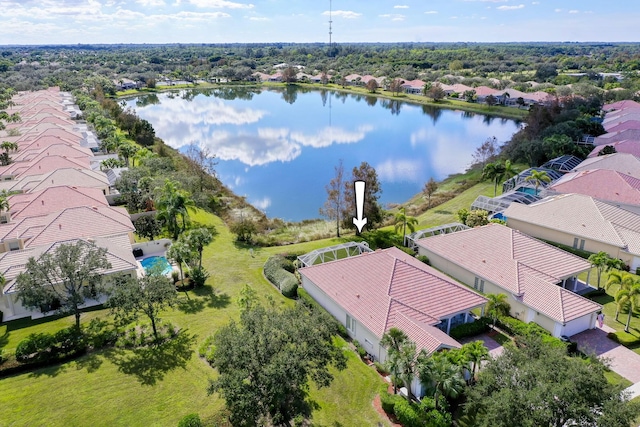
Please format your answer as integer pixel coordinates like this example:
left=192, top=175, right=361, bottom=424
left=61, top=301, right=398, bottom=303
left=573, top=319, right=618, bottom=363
left=0, top=209, right=389, bottom=426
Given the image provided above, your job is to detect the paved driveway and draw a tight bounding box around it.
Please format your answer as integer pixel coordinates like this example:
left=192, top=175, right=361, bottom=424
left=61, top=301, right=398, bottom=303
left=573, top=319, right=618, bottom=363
left=571, top=325, right=640, bottom=383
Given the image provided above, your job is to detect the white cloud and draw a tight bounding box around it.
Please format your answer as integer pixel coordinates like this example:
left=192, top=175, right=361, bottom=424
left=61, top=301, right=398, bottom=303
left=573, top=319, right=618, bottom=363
left=379, top=13, right=405, bottom=21
left=497, top=4, right=524, bottom=10
left=531, top=1, right=540, bottom=4
left=376, top=159, right=423, bottom=183
left=568, top=10, right=579, bottom=14
left=424, top=10, right=438, bottom=14
left=188, top=0, right=253, bottom=8
left=136, top=0, right=165, bottom=6
left=462, top=0, right=507, bottom=2
left=248, top=16, right=269, bottom=21
left=555, top=8, right=562, bottom=12
left=250, top=196, right=271, bottom=211
left=394, top=5, right=409, bottom=9
left=322, top=10, right=361, bottom=19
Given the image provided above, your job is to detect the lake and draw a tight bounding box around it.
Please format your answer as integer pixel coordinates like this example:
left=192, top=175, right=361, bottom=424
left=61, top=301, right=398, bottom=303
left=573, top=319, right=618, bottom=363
left=126, top=87, right=519, bottom=222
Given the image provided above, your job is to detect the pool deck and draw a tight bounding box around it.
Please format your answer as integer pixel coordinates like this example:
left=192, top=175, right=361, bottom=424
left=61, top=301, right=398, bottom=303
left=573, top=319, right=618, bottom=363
left=135, top=251, right=178, bottom=278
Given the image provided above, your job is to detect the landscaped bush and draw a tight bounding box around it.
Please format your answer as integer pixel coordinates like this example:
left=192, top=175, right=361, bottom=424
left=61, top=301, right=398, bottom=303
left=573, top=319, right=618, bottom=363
left=83, top=318, right=119, bottom=349
left=394, top=398, right=422, bottom=427
left=177, top=413, right=203, bottom=427
left=297, top=287, right=348, bottom=337
left=116, top=322, right=178, bottom=348
left=15, top=327, right=85, bottom=365
left=496, top=316, right=550, bottom=337
left=189, top=266, right=209, bottom=288
left=416, top=255, right=430, bottom=265
left=263, top=254, right=299, bottom=298
left=380, top=389, right=402, bottom=414
left=198, top=335, right=215, bottom=363
left=449, top=317, right=491, bottom=339
left=374, top=361, right=390, bottom=375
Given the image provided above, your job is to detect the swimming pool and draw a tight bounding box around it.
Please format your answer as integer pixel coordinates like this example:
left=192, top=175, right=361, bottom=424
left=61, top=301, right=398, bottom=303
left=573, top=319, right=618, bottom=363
left=140, top=256, right=173, bottom=275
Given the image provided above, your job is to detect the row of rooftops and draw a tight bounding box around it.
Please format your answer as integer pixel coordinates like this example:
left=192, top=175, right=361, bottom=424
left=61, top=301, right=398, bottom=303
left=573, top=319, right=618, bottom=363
left=0, top=88, right=137, bottom=295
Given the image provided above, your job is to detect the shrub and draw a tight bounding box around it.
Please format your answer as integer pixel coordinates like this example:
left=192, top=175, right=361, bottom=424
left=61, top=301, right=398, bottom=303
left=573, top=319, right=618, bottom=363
left=190, top=266, right=209, bottom=288
left=353, top=340, right=367, bottom=359
left=264, top=255, right=300, bottom=299
left=171, top=270, right=180, bottom=284
left=394, top=398, right=422, bottom=427
left=374, top=361, right=390, bottom=375
left=84, top=319, right=119, bottom=349
left=449, top=317, right=491, bottom=339
left=53, top=327, right=85, bottom=355
left=0, top=350, right=6, bottom=365
left=178, top=413, right=203, bottom=427
left=15, top=333, right=56, bottom=364
left=496, top=316, right=550, bottom=337
left=380, top=389, right=402, bottom=414
left=424, top=409, right=452, bottom=427
left=297, top=288, right=348, bottom=337
left=416, top=255, right=430, bottom=265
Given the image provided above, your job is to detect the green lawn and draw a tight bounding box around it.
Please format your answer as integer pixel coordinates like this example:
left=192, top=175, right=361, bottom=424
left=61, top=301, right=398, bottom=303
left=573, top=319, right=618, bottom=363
left=0, top=210, right=389, bottom=427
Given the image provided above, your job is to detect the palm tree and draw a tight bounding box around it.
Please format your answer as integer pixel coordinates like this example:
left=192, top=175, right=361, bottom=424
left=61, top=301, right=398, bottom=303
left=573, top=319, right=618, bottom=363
left=524, top=169, right=551, bottom=195
left=502, top=159, right=518, bottom=181
left=395, top=340, right=418, bottom=402
left=0, top=189, right=10, bottom=213
left=184, top=227, right=215, bottom=269
left=381, top=327, right=409, bottom=395
left=418, top=353, right=466, bottom=411
left=166, top=240, right=194, bottom=283
left=0, top=140, right=18, bottom=154
left=393, top=207, right=418, bottom=245
left=486, top=293, right=511, bottom=329
left=482, top=161, right=506, bottom=197
left=155, top=179, right=195, bottom=240
left=616, top=282, right=640, bottom=332
left=606, top=270, right=635, bottom=292
left=589, top=252, right=616, bottom=290
left=461, top=341, right=489, bottom=381
left=117, top=142, right=139, bottom=167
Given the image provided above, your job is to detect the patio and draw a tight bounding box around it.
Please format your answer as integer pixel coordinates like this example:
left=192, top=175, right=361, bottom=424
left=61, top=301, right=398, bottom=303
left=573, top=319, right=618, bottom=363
left=560, top=277, right=595, bottom=295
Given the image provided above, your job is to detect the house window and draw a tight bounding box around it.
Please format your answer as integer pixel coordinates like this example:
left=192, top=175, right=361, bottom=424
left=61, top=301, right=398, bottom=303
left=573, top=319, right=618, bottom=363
left=346, top=315, right=356, bottom=334
left=474, top=277, right=485, bottom=292
left=0, top=215, right=7, bottom=224
left=7, top=240, right=20, bottom=251
left=573, top=238, right=585, bottom=250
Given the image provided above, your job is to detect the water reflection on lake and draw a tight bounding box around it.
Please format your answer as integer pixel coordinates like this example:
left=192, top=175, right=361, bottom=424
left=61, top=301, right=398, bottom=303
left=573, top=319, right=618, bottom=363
left=127, top=87, right=519, bottom=222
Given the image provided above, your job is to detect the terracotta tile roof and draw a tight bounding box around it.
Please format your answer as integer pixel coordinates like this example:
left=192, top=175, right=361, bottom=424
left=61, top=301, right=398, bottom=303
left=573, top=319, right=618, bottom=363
left=391, top=311, right=461, bottom=353
left=0, top=205, right=133, bottom=248
left=549, top=169, right=640, bottom=207
left=573, top=153, right=640, bottom=179
left=604, top=100, right=640, bottom=112
left=416, top=224, right=598, bottom=323
left=401, top=79, right=426, bottom=89
left=604, top=121, right=640, bottom=133
left=0, top=155, right=90, bottom=179
left=595, top=130, right=640, bottom=146
left=299, top=247, right=486, bottom=353
left=473, top=86, right=497, bottom=96
left=9, top=186, right=108, bottom=219
left=13, top=143, right=92, bottom=163
left=588, top=140, right=640, bottom=159
left=1, top=234, right=138, bottom=294
left=504, top=193, right=640, bottom=254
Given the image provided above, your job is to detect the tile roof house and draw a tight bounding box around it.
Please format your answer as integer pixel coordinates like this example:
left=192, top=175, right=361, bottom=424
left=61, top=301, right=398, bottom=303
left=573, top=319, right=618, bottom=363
left=0, top=168, right=111, bottom=194
left=594, top=129, right=640, bottom=146
left=588, top=140, right=640, bottom=159
left=572, top=153, right=640, bottom=179
left=547, top=169, right=640, bottom=214
left=0, top=205, right=134, bottom=253
left=0, top=235, right=138, bottom=321
left=299, top=247, right=487, bottom=367
left=0, top=155, right=90, bottom=180
left=7, top=185, right=108, bottom=220
left=504, top=193, right=640, bottom=272
left=12, top=143, right=92, bottom=164
left=604, top=120, right=640, bottom=134
left=604, top=100, right=640, bottom=112
left=416, top=223, right=602, bottom=337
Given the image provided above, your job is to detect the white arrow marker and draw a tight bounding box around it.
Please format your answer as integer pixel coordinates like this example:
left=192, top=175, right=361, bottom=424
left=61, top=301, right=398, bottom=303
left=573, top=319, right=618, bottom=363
left=352, top=180, right=367, bottom=233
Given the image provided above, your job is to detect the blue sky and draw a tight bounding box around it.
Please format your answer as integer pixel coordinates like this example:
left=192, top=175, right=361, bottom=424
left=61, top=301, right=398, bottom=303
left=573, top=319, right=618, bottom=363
left=0, top=0, right=637, bottom=45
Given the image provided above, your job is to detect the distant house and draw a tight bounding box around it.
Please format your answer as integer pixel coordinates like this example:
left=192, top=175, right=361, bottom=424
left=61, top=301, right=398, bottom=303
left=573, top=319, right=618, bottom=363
left=603, top=100, right=640, bottom=112
left=299, top=246, right=487, bottom=396
left=252, top=72, right=271, bottom=82
left=594, top=129, right=640, bottom=146
left=268, top=72, right=283, bottom=82
left=114, top=78, right=140, bottom=91
left=503, top=193, right=640, bottom=273
left=416, top=223, right=602, bottom=338
left=344, top=74, right=363, bottom=85
left=547, top=169, right=640, bottom=214
left=572, top=153, right=640, bottom=180
left=401, top=80, right=426, bottom=95
left=588, top=139, right=640, bottom=159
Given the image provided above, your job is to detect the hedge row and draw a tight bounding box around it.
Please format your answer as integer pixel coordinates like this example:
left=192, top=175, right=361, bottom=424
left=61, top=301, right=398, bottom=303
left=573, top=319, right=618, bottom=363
left=263, top=255, right=299, bottom=298
left=449, top=317, right=491, bottom=339
left=380, top=389, right=452, bottom=427
left=15, top=327, right=86, bottom=365
left=496, top=316, right=569, bottom=351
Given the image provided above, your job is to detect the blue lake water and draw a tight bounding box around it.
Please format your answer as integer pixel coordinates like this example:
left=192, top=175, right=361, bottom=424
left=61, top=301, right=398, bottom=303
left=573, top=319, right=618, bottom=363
left=127, top=87, right=519, bottom=222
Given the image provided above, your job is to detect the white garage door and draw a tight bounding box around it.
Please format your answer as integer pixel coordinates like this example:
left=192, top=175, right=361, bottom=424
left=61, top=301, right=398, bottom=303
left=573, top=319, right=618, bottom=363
left=562, top=314, right=593, bottom=337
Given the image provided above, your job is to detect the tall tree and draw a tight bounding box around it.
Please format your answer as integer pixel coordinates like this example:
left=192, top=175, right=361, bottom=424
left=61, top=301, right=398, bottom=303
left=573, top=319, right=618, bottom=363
left=472, top=137, right=498, bottom=169
left=183, top=227, right=216, bottom=269
left=486, top=293, right=510, bottom=329
left=166, top=240, right=195, bottom=283
left=616, top=282, right=640, bottom=332
left=389, top=78, right=403, bottom=96
left=281, top=67, right=298, bottom=84
left=185, top=144, right=218, bottom=193
left=461, top=341, right=490, bottom=381
left=423, top=177, right=438, bottom=209
left=133, top=215, right=162, bottom=241
left=588, top=251, right=617, bottom=290
left=342, top=162, right=384, bottom=232
left=365, top=79, right=378, bottom=93
left=393, top=207, right=418, bottom=244
left=207, top=304, right=346, bottom=426
left=319, top=160, right=345, bottom=238
left=465, top=334, right=640, bottom=427
left=380, top=327, right=409, bottom=395
left=524, top=169, right=551, bottom=194
left=155, top=179, right=195, bottom=240
left=15, top=241, right=111, bottom=328
left=107, top=267, right=177, bottom=341
left=427, top=83, right=446, bottom=102
left=482, top=161, right=507, bottom=197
